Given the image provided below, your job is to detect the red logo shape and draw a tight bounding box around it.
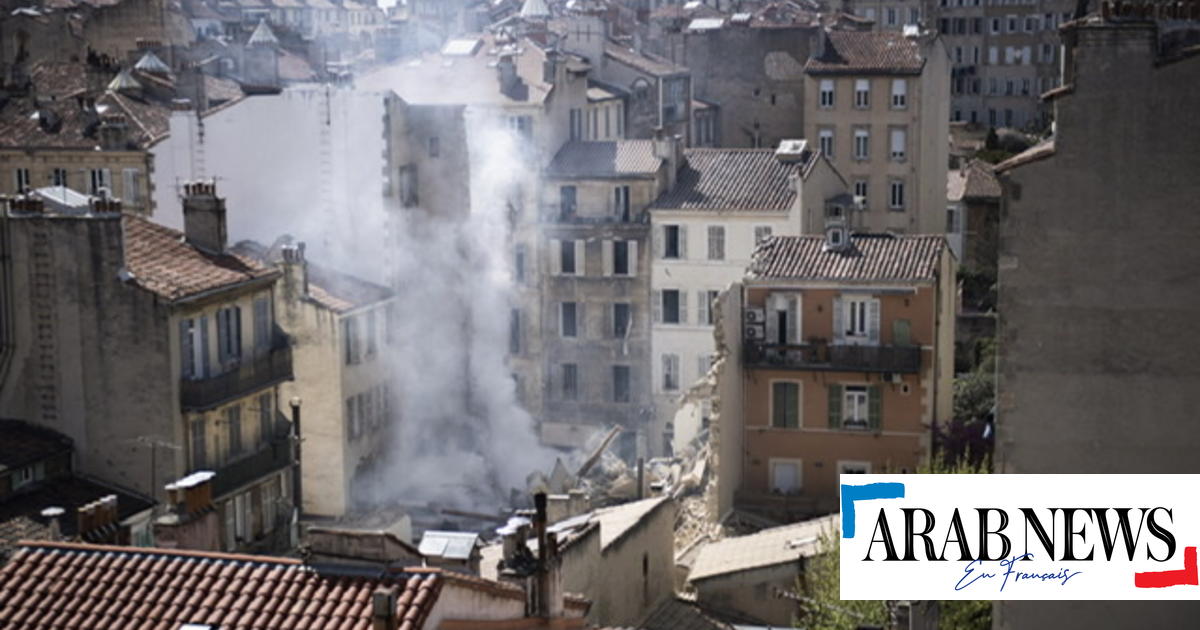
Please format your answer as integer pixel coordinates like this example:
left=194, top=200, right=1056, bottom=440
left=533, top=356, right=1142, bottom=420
left=1135, top=546, right=1198, bottom=588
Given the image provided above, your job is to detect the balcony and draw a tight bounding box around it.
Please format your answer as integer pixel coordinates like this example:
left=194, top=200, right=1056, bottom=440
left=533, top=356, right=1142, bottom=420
left=743, top=341, right=921, bottom=374
left=211, top=434, right=293, bottom=499
left=180, top=344, right=293, bottom=411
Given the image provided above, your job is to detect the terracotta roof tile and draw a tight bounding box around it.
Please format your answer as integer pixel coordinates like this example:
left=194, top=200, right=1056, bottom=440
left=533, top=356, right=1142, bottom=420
left=0, top=542, right=443, bottom=630
left=603, top=43, right=687, bottom=76
left=994, top=139, right=1056, bottom=172
left=546, top=140, right=663, bottom=179
left=651, top=149, right=804, bottom=212
left=947, top=159, right=1001, bottom=201
left=748, top=234, right=946, bottom=282
left=805, top=30, right=924, bottom=75
left=122, top=215, right=279, bottom=302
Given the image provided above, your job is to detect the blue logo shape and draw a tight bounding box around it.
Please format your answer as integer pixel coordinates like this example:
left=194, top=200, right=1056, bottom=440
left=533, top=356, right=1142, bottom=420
left=841, top=482, right=905, bottom=538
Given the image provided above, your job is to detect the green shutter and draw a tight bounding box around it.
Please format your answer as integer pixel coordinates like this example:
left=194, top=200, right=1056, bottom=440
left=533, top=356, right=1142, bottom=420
left=788, top=384, right=800, bottom=428
left=828, top=385, right=842, bottom=428
left=869, top=385, right=882, bottom=431
left=893, top=318, right=912, bottom=346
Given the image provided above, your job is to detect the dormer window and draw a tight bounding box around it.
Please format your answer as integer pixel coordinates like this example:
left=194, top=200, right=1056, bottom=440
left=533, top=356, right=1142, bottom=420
left=825, top=224, right=847, bottom=250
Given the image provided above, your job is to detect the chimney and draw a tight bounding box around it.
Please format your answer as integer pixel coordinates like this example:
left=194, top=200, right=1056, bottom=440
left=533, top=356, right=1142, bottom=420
left=497, top=53, right=528, bottom=101
left=371, top=586, right=399, bottom=630
left=98, top=114, right=129, bottom=151
left=90, top=196, right=123, bottom=214
left=76, top=502, right=96, bottom=536
left=41, top=506, right=64, bottom=541
left=531, top=492, right=548, bottom=617
left=281, top=242, right=309, bottom=299
left=8, top=195, right=46, bottom=215
left=182, top=180, right=227, bottom=253
left=154, top=471, right=221, bottom=551
left=653, top=129, right=683, bottom=190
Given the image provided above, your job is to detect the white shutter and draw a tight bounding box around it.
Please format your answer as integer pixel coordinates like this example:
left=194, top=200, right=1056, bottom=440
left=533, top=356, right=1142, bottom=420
left=653, top=225, right=664, bottom=258
left=575, top=240, right=586, bottom=276
left=602, top=240, right=614, bottom=276
left=122, top=168, right=136, bottom=203
left=679, top=290, right=688, bottom=324
left=679, top=225, right=688, bottom=259
left=766, top=295, right=779, bottom=344
left=868, top=298, right=881, bottom=344
left=833, top=297, right=845, bottom=343
left=652, top=290, right=662, bottom=323
left=697, top=290, right=708, bottom=325
left=549, top=239, right=562, bottom=275
left=786, top=294, right=799, bottom=344
left=628, top=240, right=639, bottom=276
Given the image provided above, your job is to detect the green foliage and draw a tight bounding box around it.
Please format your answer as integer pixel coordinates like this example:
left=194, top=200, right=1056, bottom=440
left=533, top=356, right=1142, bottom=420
left=940, top=600, right=993, bottom=630
left=973, top=148, right=1015, bottom=165
left=796, top=531, right=888, bottom=630
left=984, top=127, right=999, bottom=150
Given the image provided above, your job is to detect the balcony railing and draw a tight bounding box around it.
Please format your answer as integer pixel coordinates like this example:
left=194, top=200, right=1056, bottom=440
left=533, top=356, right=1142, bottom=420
left=180, top=344, right=293, bottom=411
left=744, top=341, right=922, bottom=373
left=211, top=434, right=293, bottom=499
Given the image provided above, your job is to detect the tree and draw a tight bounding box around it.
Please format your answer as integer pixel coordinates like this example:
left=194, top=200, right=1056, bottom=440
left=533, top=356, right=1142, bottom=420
left=796, top=530, right=889, bottom=630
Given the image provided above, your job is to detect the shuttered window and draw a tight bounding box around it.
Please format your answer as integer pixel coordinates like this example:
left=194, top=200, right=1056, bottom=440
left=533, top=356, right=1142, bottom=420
left=772, top=382, right=800, bottom=428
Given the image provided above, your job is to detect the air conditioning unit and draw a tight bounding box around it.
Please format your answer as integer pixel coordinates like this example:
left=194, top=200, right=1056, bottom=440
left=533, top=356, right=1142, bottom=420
left=744, top=325, right=765, bottom=340
left=744, top=308, right=766, bottom=324
left=886, top=372, right=903, bottom=384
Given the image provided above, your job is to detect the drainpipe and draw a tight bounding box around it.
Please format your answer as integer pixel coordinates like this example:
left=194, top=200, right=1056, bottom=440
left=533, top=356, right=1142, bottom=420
left=290, top=397, right=303, bottom=518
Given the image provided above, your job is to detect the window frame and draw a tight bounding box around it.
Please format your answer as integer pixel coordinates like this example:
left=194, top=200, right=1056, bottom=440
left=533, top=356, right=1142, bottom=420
left=770, top=380, right=802, bottom=429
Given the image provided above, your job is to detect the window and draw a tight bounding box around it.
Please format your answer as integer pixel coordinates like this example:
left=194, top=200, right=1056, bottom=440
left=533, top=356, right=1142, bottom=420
left=514, top=245, right=526, bottom=283
left=889, top=179, right=905, bottom=210
left=613, top=240, right=631, bottom=275
left=1021, top=46, right=1032, bottom=65
left=1021, top=78, right=1031, bottom=96
left=1042, top=44, right=1054, bottom=64
left=854, top=79, right=870, bottom=108
left=14, top=168, right=29, bottom=193
left=1005, top=79, right=1014, bottom=96
left=560, top=185, right=577, bottom=218
left=989, top=46, right=999, bottom=65
left=771, top=381, right=800, bottom=428
left=569, top=108, right=583, bottom=140
left=345, top=397, right=359, bottom=440
left=818, top=79, right=834, bottom=108
left=613, top=365, right=631, bottom=402
left=560, top=239, right=577, bottom=274
left=12, top=463, right=42, bottom=490
left=660, top=289, right=683, bottom=324
left=179, top=316, right=208, bottom=380
left=890, top=128, right=907, bottom=161
left=767, top=292, right=800, bottom=345
left=89, top=168, right=111, bottom=196
left=663, top=224, right=683, bottom=259
left=561, top=302, right=578, bottom=338
left=853, top=128, right=870, bottom=161
left=843, top=296, right=869, bottom=339
left=770, top=459, right=801, bottom=493
left=707, top=226, right=725, bottom=260
left=818, top=128, right=834, bottom=159
left=698, top=289, right=720, bottom=325
left=972, top=17, right=982, bottom=33
left=946, top=206, right=960, bottom=233
left=428, top=136, right=440, bottom=158
left=217, top=306, right=242, bottom=365
left=253, top=297, right=271, bottom=351
left=509, top=308, right=520, bottom=354
left=843, top=385, right=870, bottom=429
left=839, top=460, right=872, bottom=474
left=754, top=225, right=773, bottom=245
left=507, top=115, right=533, bottom=139
left=613, top=303, right=631, bottom=338
left=1007, top=15, right=1017, bottom=32
left=1025, top=15, right=1038, bottom=31
left=52, top=168, right=68, bottom=187
left=343, top=316, right=361, bottom=365
left=954, top=46, right=963, bottom=64
left=258, top=393, right=274, bottom=442
left=885, top=7, right=897, bottom=26
left=853, top=179, right=868, bottom=208
left=990, top=17, right=1000, bottom=34
left=191, top=419, right=207, bottom=469
left=227, top=405, right=243, bottom=457
left=662, top=354, right=679, bottom=391
left=909, top=8, right=920, bottom=24
left=562, top=363, right=578, bottom=400
left=614, top=185, right=631, bottom=221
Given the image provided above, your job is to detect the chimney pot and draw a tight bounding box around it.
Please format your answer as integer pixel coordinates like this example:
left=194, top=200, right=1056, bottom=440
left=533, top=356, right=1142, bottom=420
left=41, top=506, right=65, bottom=541
left=182, top=180, right=227, bottom=253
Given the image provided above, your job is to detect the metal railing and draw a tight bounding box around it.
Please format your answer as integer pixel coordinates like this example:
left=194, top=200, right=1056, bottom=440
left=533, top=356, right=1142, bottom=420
left=211, top=435, right=293, bottom=499
left=180, top=344, right=293, bottom=411
left=744, top=341, right=922, bottom=373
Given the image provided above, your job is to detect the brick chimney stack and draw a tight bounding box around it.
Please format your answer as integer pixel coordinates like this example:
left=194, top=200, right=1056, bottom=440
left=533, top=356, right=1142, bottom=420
left=281, top=241, right=309, bottom=299
left=154, top=471, right=221, bottom=551
left=182, top=180, right=227, bottom=253
left=98, top=114, right=129, bottom=151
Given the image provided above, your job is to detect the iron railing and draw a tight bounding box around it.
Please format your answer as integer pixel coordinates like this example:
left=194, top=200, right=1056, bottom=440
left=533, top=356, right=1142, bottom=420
left=180, top=344, right=293, bottom=411
left=744, top=341, right=922, bottom=373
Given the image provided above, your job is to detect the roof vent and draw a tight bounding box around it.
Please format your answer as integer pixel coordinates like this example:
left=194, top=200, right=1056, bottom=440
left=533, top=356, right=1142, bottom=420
left=775, top=139, right=810, bottom=163
left=824, top=218, right=850, bottom=252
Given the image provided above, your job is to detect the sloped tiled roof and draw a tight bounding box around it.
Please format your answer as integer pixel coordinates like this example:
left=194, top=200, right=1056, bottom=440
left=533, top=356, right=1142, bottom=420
left=0, top=419, right=71, bottom=470
left=122, top=215, right=279, bottom=302
left=231, top=240, right=393, bottom=314
left=947, top=159, right=1001, bottom=201
left=0, top=477, right=155, bottom=558
left=0, top=541, right=442, bottom=630
left=546, top=140, right=663, bottom=179
left=592, top=497, right=670, bottom=550
left=688, top=514, right=838, bottom=582
left=994, top=139, right=1056, bottom=173
left=603, top=43, right=688, bottom=76
left=651, top=149, right=805, bottom=212
left=636, top=595, right=769, bottom=630
left=28, top=62, right=89, bottom=99
left=748, top=234, right=946, bottom=282
left=805, top=30, right=924, bottom=75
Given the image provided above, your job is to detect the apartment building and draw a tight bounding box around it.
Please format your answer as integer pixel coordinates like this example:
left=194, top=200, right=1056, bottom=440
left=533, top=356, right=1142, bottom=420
left=233, top=240, right=396, bottom=518
left=935, top=0, right=1074, bottom=129
left=0, top=183, right=296, bottom=553
left=992, top=15, right=1200, bottom=630
left=530, top=138, right=677, bottom=456
left=804, top=28, right=950, bottom=234
left=842, top=0, right=926, bottom=31
left=648, top=141, right=848, bottom=454
left=713, top=231, right=955, bottom=518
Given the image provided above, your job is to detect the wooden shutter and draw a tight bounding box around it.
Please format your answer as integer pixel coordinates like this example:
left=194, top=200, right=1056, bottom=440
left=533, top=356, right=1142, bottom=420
left=893, top=318, right=912, bottom=346
left=575, top=240, right=586, bottom=276
left=216, top=310, right=228, bottom=364
left=786, top=294, right=799, bottom=344
left=549, top=239, right=562, bottom=275
left=179, top=319, right=193, bottom=379
left=652, top=290, right=662, bottom=323
left=199, top=316, right=209, bottom=377
left=653, top=225, right=664, bottom=258
left=832, top=297, right=845, bottom=343
left=628, top=240, right=638, bottom=276
left=868, top=385, right=882, bottom=431
left=678, top=290, right=688, bottom=324
left=679, top=225, right=688, bottom=259
left=765, top=294, right=780, bottom=345
left=828, top=385, right=843, bottom=428
left=868, top=298, right=881, bottom=344
left=602, top=240, right=614, bottom=276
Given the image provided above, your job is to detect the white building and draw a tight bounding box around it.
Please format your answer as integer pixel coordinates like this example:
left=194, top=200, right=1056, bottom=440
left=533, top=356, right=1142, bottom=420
left=648, top=141, right=848, bottom=454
